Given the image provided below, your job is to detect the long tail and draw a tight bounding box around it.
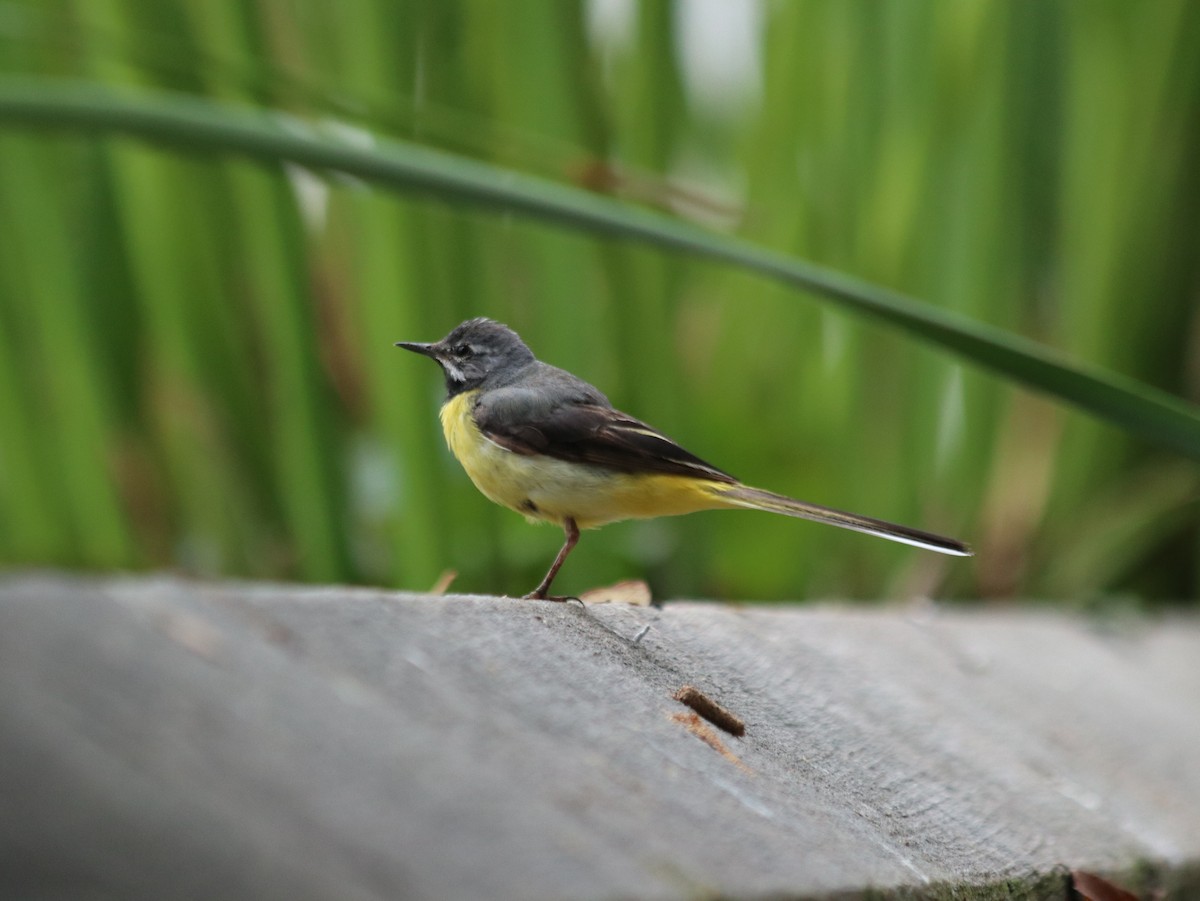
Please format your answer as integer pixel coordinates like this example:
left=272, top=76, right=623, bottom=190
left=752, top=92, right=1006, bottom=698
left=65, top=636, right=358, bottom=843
left=709, top=483, right=972, bottom=557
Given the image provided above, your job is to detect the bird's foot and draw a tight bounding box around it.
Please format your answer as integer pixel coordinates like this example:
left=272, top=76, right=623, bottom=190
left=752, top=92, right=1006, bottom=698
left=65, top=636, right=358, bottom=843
left=521, top=591, right=581, bottom=603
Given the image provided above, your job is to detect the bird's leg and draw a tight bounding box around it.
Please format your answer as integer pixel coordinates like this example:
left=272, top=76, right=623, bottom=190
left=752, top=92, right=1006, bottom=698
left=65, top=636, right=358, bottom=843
left=525, top=517, right=580, bottom=601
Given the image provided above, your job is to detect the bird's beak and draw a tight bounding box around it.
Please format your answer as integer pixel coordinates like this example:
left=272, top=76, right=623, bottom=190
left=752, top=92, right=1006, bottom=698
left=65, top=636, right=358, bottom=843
left=394, top=341, right=440, bottom=359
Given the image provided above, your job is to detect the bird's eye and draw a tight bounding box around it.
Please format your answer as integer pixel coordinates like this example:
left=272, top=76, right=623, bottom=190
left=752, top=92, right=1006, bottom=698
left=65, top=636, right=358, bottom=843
left=454, top=344, right=472, bottom=356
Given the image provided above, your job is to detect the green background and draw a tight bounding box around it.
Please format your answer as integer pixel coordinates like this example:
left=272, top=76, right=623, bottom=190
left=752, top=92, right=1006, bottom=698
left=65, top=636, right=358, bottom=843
left=2, top=0, right=1198, bottom=603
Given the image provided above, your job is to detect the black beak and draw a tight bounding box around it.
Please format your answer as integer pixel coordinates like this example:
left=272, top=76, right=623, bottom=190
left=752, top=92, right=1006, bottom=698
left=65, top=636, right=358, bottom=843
left=394, top=341, right=440, bottom=358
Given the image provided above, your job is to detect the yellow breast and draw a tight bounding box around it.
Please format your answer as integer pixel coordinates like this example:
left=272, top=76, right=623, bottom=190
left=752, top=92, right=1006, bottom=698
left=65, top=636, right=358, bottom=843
left=440, top=389, right=544, bottom=518
left=439, top=389, right=726, bottom=529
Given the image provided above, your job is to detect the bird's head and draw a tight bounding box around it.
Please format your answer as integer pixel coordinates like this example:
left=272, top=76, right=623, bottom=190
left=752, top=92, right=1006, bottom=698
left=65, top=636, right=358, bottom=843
left=395, top=317, right=535, bottom=396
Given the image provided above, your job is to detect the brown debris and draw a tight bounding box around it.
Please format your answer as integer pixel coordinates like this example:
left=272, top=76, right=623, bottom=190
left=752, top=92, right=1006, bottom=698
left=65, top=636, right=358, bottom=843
left=578, top=579, right=652, bottom=606
left=673, top=685, right=745, bottom=737
left=669, top=712, right=752, bottom=775
left=429, top=570, right=458, bottom=595
left=1071, top=871, right=1140, bottom=901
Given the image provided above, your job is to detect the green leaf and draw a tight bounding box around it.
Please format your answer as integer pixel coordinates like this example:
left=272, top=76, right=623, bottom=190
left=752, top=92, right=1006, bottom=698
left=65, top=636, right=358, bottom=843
left=3, top=76, right=1199, bottom=459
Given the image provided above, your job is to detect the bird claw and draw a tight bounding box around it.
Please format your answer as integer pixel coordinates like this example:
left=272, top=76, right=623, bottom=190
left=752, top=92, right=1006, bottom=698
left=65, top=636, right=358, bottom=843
left=522, top=592, right=580, bottom=604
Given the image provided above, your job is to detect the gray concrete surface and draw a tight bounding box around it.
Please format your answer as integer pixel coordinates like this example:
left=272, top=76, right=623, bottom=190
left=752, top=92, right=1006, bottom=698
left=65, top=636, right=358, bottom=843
left=1, top=574, right=1198, bottom=900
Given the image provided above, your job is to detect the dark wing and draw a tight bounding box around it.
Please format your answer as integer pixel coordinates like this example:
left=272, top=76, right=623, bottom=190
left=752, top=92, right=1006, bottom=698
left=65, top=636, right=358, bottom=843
left=473, top=369, right=736, bottom=484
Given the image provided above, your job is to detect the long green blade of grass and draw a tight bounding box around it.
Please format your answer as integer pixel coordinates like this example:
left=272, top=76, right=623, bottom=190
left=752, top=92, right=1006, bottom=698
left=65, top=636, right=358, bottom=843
left=4, top=77, right=1199, bottom=459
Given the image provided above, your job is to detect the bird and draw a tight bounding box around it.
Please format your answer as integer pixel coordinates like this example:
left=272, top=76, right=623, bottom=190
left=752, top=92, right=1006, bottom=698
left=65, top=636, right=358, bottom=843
left=397, top=318, right=971, bottom=600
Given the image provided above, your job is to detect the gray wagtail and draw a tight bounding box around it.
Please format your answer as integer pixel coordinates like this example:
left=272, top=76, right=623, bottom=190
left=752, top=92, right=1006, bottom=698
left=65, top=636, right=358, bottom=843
left=397, top=318, right=971, bottom=600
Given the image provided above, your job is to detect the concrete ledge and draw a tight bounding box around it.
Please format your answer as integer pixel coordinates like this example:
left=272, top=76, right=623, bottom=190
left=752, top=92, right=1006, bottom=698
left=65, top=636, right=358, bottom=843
left=1, top=574, right=1198, bottom=900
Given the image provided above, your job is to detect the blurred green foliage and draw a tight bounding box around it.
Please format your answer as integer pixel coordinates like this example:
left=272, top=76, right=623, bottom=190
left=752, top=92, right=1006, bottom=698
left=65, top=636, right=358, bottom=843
left=1, top=0, right=1198, bottom=603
